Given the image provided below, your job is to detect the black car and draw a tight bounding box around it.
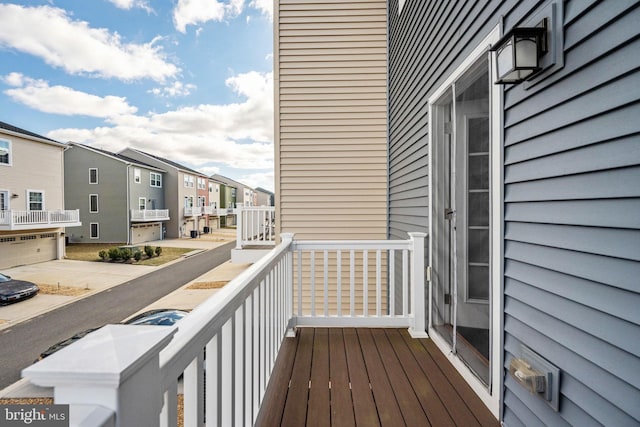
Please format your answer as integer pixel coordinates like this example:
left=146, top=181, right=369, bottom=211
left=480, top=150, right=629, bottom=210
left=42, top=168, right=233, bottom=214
left=35, top=309, right=189, bottom=361
left=122, top=308, right=189, bottom=326
left=0, top=273, right=39, bottom=305
left=35, top=327, right=101, bottom=362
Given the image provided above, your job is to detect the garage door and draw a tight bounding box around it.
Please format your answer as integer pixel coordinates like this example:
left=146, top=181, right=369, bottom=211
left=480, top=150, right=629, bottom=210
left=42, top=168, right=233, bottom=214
left=131, top=223, right=161, bottom=244
left=0, top=233, right=57, bottom=269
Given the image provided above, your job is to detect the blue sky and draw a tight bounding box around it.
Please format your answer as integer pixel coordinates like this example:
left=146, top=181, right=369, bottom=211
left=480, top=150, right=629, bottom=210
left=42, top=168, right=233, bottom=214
left=0, top=0, right=274, bottom=191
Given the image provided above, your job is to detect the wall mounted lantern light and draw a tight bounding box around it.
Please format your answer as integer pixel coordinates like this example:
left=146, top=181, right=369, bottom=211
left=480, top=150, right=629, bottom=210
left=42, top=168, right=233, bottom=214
left=490, top=21, right=547, bottom=84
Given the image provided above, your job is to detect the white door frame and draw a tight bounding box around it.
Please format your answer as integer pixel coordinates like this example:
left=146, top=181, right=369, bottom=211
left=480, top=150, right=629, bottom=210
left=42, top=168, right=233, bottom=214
left=427, top=24, right=502, bottom=417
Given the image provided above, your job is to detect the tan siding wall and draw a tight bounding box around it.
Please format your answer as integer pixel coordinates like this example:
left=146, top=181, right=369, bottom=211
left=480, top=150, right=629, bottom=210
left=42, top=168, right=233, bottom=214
left=0, top=132, right=64, bottom=211
left=275, top=0, right=388, bottom=240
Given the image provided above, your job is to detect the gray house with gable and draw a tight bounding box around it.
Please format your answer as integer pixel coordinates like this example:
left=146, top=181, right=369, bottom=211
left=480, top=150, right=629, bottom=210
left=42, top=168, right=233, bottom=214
left=64, top=143, right=169, bottom=244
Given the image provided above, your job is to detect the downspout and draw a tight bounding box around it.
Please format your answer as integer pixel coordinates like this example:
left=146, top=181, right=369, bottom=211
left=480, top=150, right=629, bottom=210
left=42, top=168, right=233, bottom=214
left=126, top=164, right=131, bottom=244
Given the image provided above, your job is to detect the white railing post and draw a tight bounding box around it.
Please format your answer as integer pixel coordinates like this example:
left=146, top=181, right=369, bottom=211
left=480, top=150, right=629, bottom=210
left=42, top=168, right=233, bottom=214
left=236, top=204, right=243, bottom=249
left=280, top=233, right=296, bottom=337
left=408, top=232, right=429, bottom=338
left=23, top=325, right=175, bottom=427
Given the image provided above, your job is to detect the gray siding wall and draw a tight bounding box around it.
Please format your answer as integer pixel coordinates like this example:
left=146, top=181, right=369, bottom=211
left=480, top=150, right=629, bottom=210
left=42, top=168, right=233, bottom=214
left=128, top=167, right=165, bottom=211
left=388, top=0, right=640, bottom=425
left=64, top=147, right=129, bottom=243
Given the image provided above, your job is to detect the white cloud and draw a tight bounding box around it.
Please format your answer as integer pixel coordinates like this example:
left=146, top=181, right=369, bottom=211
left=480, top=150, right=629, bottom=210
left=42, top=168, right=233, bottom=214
left=173, top=0, right=245, bottom=33
left=3, top=73, right=137, bottom=117
left=239, top=171, right=274, bottom=192
left=149, top=81, right=197, bottom=98
left=0, top=4, right=178, bottom=82
left=107, top=0, right=153, bottom=13
left=48, top=71, right=274, bottom=171
left=249, top=0, right=273, bottom=19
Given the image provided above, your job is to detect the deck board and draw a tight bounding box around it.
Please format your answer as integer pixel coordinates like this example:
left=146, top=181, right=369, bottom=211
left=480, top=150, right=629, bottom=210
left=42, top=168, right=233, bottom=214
left=328, top=328, right=356, bottom=427
left=307, top=328, right=330, bottom=427
left=370, top=329, right=431, bottom=426
left=343, top=328, right=380, bottom=426
left=356, top=329, right=404, bottom=427
left=256, top=328, right=499, bottom=427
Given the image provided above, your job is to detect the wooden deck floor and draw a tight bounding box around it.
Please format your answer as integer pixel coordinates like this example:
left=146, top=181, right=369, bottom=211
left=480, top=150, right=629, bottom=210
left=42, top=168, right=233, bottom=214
left=256, top=328, right=499, bottom=427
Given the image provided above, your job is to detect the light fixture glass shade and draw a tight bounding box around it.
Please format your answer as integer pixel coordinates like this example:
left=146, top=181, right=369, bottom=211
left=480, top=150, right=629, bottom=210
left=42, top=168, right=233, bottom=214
left=490, top=27, right=545, bottom=84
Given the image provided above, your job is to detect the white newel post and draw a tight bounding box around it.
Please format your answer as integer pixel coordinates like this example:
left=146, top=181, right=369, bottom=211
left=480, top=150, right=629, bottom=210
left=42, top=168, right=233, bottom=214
left=236, top=204, right=243, bottom=249
left=408, top=232, right=429, bottom=338
left=280, top=233, right=296, bottom=337
left=23, top=325, right=176, bottom=427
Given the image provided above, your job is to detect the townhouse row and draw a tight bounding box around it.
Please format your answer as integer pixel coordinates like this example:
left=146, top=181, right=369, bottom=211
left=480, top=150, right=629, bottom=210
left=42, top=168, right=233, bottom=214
left=0, top=121, right=274, bottom=269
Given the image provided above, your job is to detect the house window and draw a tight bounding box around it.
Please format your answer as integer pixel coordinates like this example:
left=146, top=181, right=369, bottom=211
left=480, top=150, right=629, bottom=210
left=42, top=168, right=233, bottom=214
left=198, top=196, right=206, bottom=207
left=150, top=172, right=162, bottom=188
left=89, top=194, right=99, bottom=213
left=90, top=223, right=99, bottom=239
left=197, top=177, right=206, bottom=190
left=0, top=191, right=8, bottom=210
left=139, top=197, right=146, bottom=210
left=134, top=168, right=141, bottom=183
left=27, top=191, right=44, bottom=211
left=89, top=168, right=98, bottom=184
left=0, top=139, right=10, bottom=165
left=184, top=175, right=194, bottom=188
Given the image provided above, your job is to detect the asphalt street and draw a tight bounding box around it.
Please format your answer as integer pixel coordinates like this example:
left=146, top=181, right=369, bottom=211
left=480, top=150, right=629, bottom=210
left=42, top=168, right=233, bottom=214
left=0, top=240, right=234, bottom=389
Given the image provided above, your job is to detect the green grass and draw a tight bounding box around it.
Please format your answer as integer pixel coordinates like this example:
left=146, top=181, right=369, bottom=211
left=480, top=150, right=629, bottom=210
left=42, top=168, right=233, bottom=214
left=65, top=243, right=196, bottom=266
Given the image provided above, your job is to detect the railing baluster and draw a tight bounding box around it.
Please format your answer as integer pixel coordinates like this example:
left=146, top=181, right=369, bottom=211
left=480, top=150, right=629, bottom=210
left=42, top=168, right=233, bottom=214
left=235, top=307, right=244, bottom=426
left=310, top=250, right=316, bottom=317
left=403, top=249, right=409, bottom=316
left=160, top=380, right=178, bottom=427
left=206, top=334, right=219, bottom=427
left=376, top=250, right=381, bottom=317
left=183, top=351, right=205, bottom=426
left=337, top=250, right=342, bottom=316
left=221, top=319, right=233, bottom=426
left=297, top=249, right=302, bottom=317
left=390, top=250, right=396, bottom=317
left=323, top=250, right=329, bottom=317
left=363, top=249, right=368, bottom=317
left=350, top=250, right=355, bottom=316
left=252, top=288, right=260, bottom=422
left=245, top=295, right=252, bottom=426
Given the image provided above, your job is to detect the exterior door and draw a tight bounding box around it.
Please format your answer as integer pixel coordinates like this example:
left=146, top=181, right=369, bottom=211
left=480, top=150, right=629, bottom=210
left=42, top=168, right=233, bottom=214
left=431, top=56, right=492, bottom=386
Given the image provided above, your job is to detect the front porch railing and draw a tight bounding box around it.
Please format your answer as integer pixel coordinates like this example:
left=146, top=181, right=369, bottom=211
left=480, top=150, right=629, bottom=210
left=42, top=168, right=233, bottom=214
left=236, top=205, right=276, bottom=248
left=0, top=209, right=81, bottom=230
left=130, top=209, right=170, bottom=221
left=23, top=232, right=427, bottom=427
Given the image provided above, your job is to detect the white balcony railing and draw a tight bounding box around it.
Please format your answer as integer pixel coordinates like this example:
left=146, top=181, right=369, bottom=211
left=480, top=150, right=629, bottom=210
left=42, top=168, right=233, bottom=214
left=130, top=209, right=170, bottom=221
left=236, top=205, right=276, bottom=248
left=0, top=209, right=81, bottom=230
left=23, top=232, right=427, bottom=427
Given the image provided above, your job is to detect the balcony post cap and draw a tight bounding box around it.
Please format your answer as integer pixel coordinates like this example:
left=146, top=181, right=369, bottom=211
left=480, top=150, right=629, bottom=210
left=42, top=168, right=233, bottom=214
left=23, top=324, right=175, bottom=389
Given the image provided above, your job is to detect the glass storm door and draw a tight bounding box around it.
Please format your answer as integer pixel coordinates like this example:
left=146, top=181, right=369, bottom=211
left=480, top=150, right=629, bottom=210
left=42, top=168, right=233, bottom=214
left=432, top=56, right=491, bottom=386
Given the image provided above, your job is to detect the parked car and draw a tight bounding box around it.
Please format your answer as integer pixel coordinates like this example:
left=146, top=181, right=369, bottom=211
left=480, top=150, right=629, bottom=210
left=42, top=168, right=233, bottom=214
left=122, top=308, right=189, bottom=326
left=0, top=273, right=39, bottom=305
left=35, top=327, right=101, bottom=362
left=35, top=309, right=190, bottom=361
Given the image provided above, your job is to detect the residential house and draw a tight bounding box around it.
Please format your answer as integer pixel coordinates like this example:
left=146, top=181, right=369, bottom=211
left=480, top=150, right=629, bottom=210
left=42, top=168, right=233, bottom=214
left=210, top=173, right=254, bottom=207
left=119, top=148, right=212, bottom=238
left=255, top=187, right=274, bottom=207
left=21, top=1, right=639, bottom=425
left=0, top=121, right=81, bottom=269
left=63, top=143, right=169, bottom=245
left=273, top=0, right=640, bottom=425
